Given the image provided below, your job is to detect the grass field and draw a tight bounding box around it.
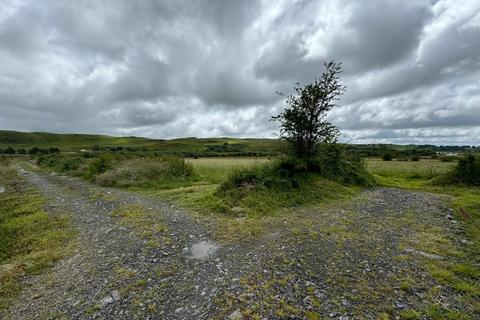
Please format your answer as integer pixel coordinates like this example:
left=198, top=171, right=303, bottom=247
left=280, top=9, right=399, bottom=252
left=186, top=157, right=271, bottom=183
left=366, top=159, right=455, bottom=187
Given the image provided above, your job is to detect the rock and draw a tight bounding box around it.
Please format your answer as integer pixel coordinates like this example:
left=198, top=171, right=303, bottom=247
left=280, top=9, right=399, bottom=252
left=0, top=186, right=5, bottom=193
left=111, top=290, right=121, bottom=302
left=174, top=307, right=184, bottom=313
left=99, top=295, right=113, bottom=308
left=314, top=290, right=325, bottom=299
left=305, top=280, right=316, bottom=287
left=228, top=309, right=243, bottom=320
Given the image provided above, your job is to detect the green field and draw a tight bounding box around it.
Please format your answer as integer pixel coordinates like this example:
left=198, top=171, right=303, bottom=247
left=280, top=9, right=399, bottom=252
left=366, top=159, right=456, bottom=187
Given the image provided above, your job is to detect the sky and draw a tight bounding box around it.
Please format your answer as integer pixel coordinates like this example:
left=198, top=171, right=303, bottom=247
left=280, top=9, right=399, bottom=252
left=1, top=0, right=479, bottom=145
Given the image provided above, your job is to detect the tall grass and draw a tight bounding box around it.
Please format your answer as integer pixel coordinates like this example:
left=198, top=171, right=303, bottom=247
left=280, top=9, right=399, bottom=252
left=186, top=157, right=269, bottom=184
left=97, top=157, right=193, bottom=188
left=366, top=159, right=455, bottom=180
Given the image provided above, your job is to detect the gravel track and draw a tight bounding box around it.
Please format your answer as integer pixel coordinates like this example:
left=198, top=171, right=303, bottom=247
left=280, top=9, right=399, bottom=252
left=1, top=168, right=471, bottom=319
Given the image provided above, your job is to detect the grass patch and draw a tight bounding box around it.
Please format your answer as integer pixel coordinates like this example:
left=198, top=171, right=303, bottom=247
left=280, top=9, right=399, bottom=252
left=112, top=205, right=169, bottom=247
left=0, top=162, right=73, bottom=309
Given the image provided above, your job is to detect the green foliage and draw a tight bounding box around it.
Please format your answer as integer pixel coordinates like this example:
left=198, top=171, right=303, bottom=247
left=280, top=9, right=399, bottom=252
left=215, top=162, right=355, bottom=216
left=96, top=157, right=193, bottom=187
left=214, top=147, right=373, bottom=215
left=382, top=153, right=393, bottom=161
left=272, top=61, right=344, bottom=159
left=36, top=153, right=193, bottom=187
left=313, top=144, right=375, bottom=187
left=411, top=156, right=420, bottom=161
left=439, top=154, right=480, bottom=186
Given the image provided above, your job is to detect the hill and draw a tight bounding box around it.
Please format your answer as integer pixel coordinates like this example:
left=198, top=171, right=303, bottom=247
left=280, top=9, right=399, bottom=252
left=1, top=130, right=477, bottom=157
left=0, top=130, right=286, bottom=156
left=0, top=130, right=160, bottom=150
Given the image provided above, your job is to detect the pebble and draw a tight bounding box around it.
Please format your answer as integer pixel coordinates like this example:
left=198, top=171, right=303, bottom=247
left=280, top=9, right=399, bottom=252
left=228, top=309, right=243, bottom=320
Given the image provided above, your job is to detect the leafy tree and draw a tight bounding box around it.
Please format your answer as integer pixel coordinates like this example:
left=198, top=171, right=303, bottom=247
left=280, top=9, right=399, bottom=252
left=272, top=61, right=345, bottom=160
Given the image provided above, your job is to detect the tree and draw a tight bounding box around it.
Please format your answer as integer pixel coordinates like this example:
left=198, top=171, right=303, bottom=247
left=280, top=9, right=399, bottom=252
left=272, top=61, right=345, bottom=160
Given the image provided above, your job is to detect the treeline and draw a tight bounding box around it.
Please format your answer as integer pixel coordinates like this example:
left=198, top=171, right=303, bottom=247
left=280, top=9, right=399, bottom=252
left=344, top=144, right=479, bottom=159
left=0, top=146, right=60, bottom=155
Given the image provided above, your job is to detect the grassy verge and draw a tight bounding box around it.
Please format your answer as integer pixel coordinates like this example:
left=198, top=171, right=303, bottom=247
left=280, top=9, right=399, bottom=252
left=366, top=159, right=480, bottom=317
left=0, top=160, right=73, bottom=309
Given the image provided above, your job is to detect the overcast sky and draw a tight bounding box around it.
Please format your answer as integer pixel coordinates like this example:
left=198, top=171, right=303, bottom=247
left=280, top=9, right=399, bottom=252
left=1, top=0, right=479, bottom=145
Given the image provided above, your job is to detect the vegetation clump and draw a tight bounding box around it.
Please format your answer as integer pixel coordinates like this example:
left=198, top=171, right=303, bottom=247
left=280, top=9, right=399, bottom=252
left=37, top=153, right=193, bottom=187
left=437, top=154, right=480, bottom=186
left=97, top=157, right=193, bottom=187
left=382, top=153, right=393, bottom=161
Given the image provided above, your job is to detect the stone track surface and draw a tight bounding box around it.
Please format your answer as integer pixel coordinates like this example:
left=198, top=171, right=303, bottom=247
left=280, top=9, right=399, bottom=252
left=1, top=168, right=472, bottom=319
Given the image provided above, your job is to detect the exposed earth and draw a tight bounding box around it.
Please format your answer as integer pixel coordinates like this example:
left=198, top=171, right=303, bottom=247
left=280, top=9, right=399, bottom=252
left=0, top=168, right=474, bottom=319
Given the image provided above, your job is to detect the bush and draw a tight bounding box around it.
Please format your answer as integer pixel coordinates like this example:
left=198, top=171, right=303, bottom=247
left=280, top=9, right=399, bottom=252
left=411, top=156, right=420, bottom=161
left=3, top=147, right=15, bottom=155
left=382, top=153, right=393, bottom=161
left=437, top=154, right=480, bottom=186
left=440, top=155, right=456, bottom=162
left=96, top=157, right=193, bottom=187
left=218, top=144, right=375, bottom=198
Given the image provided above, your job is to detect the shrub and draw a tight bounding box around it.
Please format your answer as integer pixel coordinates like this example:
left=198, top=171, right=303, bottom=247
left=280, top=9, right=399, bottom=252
left=3, top=147, right=15, bottom=155
left=382, top=153, right=392, bottom=161
left=411, top=156, right=420, bottom=161
left=440, top=155, right=456, bottom=162
left=218, top=144, right=375, bottom=197
left=84, top=157, right=111, bottom=180
left=37, top=155, right=85, bottom=173
left=28, top=147, right=40, bottom=154
left=437, top=154, right=480, bottom=186
left=96, top=157, right=193, bottom=187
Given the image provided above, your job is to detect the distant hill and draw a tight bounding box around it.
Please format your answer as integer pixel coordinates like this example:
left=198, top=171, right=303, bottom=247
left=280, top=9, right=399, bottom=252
left=0, top=130, right=477, bottom=157
left=0, top=130, right=160, bottom=150
left=0, top=130, right=286, bottom=155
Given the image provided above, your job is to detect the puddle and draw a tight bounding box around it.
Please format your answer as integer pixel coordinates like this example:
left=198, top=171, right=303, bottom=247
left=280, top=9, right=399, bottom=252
left=190, top=240, right=219, bottom=260
left=0, top=186, right=5, bottom=193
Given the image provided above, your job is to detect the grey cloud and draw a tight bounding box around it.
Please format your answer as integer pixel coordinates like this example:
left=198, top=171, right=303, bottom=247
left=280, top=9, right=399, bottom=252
left=0, top=0, right=479, bottom=145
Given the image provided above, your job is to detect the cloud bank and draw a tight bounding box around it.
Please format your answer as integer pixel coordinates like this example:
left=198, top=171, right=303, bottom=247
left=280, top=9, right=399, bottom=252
left=1, top=0, right=479, bottom=144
